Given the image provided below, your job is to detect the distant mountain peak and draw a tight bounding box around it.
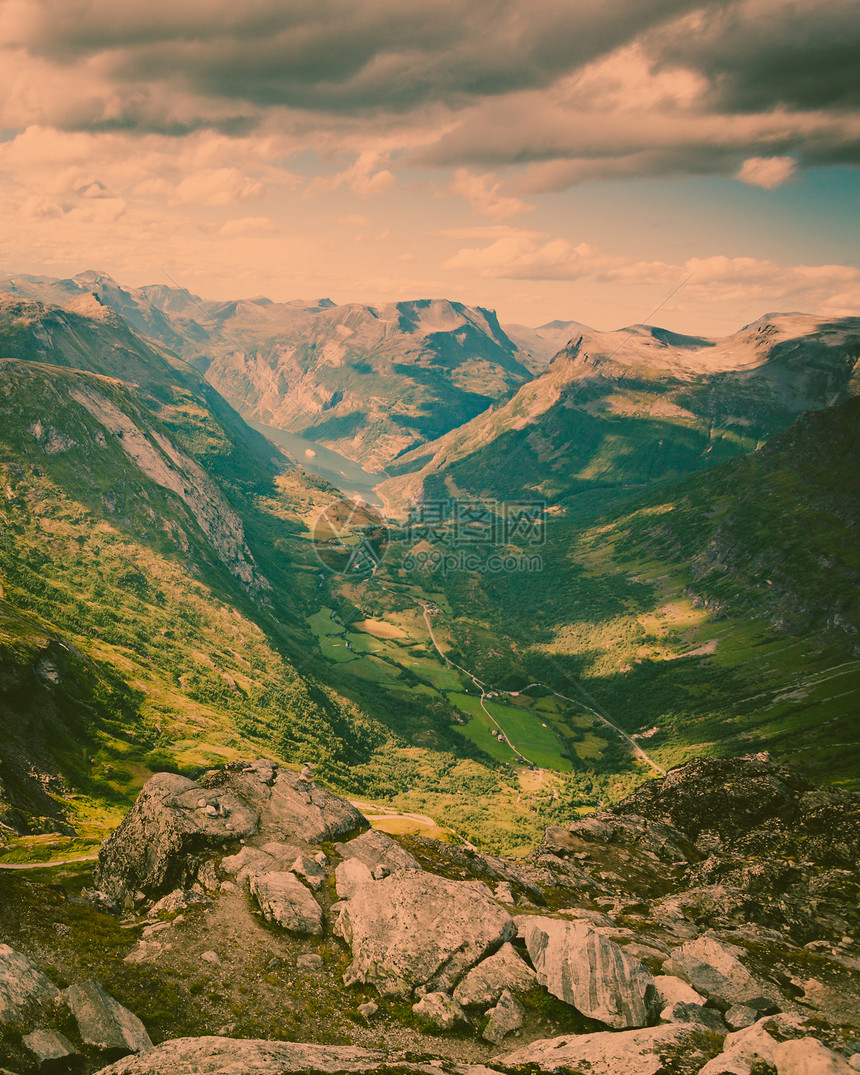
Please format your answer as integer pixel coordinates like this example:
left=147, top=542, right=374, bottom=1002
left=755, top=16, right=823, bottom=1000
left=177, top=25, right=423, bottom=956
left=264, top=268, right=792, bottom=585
left=73, top=269, right=118, bottom=287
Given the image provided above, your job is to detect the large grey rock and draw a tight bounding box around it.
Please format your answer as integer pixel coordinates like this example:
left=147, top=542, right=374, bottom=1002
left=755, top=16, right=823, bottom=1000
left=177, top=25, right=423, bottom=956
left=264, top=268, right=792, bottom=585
left=95, top=764, right=366, bottom=904
left=698, top=1021, right=780, bottom=1075
left=665, top=933, right=781, bottom=1012
left=221, top=846, right=277, bottom=884
left=519, top=916, right=659, bottom=1029
left=66, top=980, right=152, bottom=1054
left=660, top=1000, right=725, bottom=1032
left=412, top=991, right=467, bottom=1030
left=336, top=872, right=514, bottom=998
left=773, top=1038, right=854, bottom=1075
left=334, top=858, right=373, bottom=900
left=724, top=1004, right=759, bottom=1030
left=0, top=945, right=61, bottom=1032
left=89, top=1037, right=506, bottom=1073
left=290, top=854, right=327, bottom=890
left=23, top=1028, right=77, bottom=1068
left=452, top=942, right=537, bottom=1008
left=335, top=829, right=421, bottom=876
left=483, top=989, right=523, bottom=1045
left=211, top=765, right=367, bottom=845
left=94, top=772, right=259, bottom=901
left=653, top=974, right=705, bottom=1009
left=497, top=1022, right=722, bottom=1073
left=250, top=871, right=323, bottom=935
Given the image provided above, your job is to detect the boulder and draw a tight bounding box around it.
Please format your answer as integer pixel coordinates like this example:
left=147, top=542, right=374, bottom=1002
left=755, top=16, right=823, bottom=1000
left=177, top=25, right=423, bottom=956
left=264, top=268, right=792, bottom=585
left=0, top=944, right=61, bottom=1031
left=94, top=773, right=258, bottom=902
left=334, top=858, right=373, bottom=900
left=653, top=974, right=705, bottom=1008
left=261, top=841, right=303, bottom=864
left=221, top=846, right=276, bottom=885
left=773, top=1038, right=854, bottom=1074
left=452, top=943, right=537, bottom=1008
left=660, top=1000, right=725, bottom=1031
left=290, top=855, right=327, bottom=891
left=482, top=989, right=523, bottom=1045
left=412, top=992, right=467, bottom=1031
left=147, top=888, right=209, bottom=919
left=23, top=1028, right=77, bottom=1069
left=66, top=980, right=152, bottom=1054
left=335, top=829, right=421, bottom=877
left=698, top=1022, right=779, bottom=1075
left=664, top=934, right=781, bottom=1011
left=87, top=1037, right=504, bottom=1073
left=210, top=765, right=367, bottom=844
left=724, top=1004, right=759, bottom=1031
left=336, top=872, right=514, bottom=998
left=249, top=872, right=323, bottom=935
left=94, top=764, right=367, bottom=904
left=519, top=916, right=659, bottom=1029
left=497, top=1021, right=723, bottom=1073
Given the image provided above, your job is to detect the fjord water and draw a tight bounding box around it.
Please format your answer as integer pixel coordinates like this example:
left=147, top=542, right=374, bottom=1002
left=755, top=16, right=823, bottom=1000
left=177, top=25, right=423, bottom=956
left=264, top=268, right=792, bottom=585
left=249, top=419, right=388, bottom=508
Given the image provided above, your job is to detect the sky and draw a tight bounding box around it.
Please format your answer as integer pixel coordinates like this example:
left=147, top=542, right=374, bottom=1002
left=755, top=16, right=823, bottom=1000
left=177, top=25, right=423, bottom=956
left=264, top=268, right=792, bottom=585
left=1, top=0, right=859, bottom=335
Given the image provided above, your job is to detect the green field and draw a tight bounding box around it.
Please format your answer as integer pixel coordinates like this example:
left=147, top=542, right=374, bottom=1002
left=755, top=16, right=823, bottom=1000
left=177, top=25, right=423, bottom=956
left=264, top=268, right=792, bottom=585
left=447, top=692, right=573, bottom=770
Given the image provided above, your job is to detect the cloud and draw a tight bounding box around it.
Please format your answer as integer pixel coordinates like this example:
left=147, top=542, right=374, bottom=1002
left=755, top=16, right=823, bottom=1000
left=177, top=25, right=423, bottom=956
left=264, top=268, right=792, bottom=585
left=307, top=151, right=396, bottom=197
left=736, top=155, right=796, bottom=189
left=444, top=230, right=621, bottom=279
left=438, top=169, right=534, bottom=220
left=0, top=0, right=858, bottom=192
left=172, top=167, right=264, bottom=205
left=217, top=216, right=275, bottom=235
left=647, top=0, right=860, bottom=115
left=10, top=0, right=699, bottom=121
left=443, top=227, right=860, bottom=314
left=336, top=214, right=371, bottom=226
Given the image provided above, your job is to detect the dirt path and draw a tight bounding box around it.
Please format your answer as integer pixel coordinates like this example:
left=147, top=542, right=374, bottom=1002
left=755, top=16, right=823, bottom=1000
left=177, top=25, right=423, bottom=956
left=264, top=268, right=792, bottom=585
left=0, top=854, right=97, bottom=871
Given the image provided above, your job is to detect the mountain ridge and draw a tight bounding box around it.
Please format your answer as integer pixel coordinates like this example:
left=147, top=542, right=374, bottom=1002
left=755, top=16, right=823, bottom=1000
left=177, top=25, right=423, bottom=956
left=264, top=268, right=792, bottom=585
left=380, top=311, right=860, bottom=514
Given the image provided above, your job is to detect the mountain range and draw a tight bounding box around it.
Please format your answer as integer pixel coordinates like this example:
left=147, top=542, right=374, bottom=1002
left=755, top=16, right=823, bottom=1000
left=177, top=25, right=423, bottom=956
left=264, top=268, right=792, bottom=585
left=1, top=273, right=546, bottom=472
left=381, top=312, right=860, bottom=514
left=0, top=270, right=857, bottom=859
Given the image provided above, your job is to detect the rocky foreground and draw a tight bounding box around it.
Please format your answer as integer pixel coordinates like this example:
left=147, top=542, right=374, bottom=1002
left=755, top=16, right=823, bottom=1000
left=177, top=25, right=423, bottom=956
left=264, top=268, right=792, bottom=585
left=1, top=753, right=858, bottom=1073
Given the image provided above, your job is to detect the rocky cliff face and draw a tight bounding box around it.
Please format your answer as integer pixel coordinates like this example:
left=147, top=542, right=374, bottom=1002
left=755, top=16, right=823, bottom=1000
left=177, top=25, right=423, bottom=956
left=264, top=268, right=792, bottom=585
left=2, top=753, right=857, bottom=1074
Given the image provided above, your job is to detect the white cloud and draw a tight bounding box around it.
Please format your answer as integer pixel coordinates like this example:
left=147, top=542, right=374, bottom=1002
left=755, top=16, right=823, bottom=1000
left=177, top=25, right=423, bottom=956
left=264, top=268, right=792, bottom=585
left=443, top=230, right=860, bottom=315
left=307, top=151, right=396, bottom=198
left=444, top=230, right=620, bottom=279
left=172, top=167, right=265, bottom=206
left=440, top=169, right=534, bottom=220
left=736, top=156, right=797, bottom=189
left=217, top=216, right=275, bottom=235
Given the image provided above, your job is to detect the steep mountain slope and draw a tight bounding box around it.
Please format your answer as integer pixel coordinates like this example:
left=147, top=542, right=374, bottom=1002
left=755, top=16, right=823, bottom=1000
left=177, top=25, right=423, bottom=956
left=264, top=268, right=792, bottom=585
left=0, top=354, right=383, bottom=841
left=0, top=291, right=567, bottom=858
left=1, top=273, right=534, bottom=471
left=381, top=313, right=860, bottom=515
left=608, top=392, right=860, bottom=643
left=412, top=392, right=860, bottom=789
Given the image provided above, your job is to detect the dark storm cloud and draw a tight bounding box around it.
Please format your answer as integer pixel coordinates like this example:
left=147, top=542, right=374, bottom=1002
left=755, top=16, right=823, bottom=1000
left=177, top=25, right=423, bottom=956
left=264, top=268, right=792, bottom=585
left=16, top=0, right=702, bottom=118
left=5, top=0, right=859, bottom=182
left=647, top=0, right=860, bottom=114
